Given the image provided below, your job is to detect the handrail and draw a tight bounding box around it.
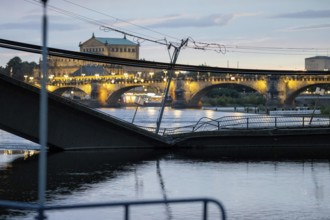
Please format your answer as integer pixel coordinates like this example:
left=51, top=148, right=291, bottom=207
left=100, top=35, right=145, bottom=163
left=0, top=197, right=226, bottom=220
left=144, top=115, right=330, bottom=136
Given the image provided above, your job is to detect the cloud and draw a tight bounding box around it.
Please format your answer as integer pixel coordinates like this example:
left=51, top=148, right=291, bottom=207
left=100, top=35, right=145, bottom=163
left=0, top=21, right=81, bottom=31
left=285, top=23, right=330, bottom=31
left=114, top=13, right=255, bottom=29
left=0, top=21, right=40, bottom=30
left=272, top=10, right=330, bottom=19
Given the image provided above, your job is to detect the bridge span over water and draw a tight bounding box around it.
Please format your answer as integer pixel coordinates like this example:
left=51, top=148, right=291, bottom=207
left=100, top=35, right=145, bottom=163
left=46, top=73, right=330, bottom=108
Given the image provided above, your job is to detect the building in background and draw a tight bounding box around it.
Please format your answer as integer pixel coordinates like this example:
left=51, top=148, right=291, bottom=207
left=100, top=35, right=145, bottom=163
left=46, top=33, right=140, bottom=77
left=305, top=56, right=330, bottom=71
left=79, top=33, right=139, bottom=60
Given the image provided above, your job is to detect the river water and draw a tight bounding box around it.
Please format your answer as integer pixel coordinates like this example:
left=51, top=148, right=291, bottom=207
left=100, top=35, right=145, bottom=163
left=0, top=107, right=330, bottom=220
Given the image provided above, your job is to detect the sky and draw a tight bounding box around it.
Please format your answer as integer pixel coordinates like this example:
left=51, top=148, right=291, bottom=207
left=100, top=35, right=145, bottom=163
left=0, top=0, right=329, bottom=70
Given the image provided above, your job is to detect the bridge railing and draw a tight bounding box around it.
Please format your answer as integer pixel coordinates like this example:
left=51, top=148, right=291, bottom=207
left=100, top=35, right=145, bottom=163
left=152, top=115, right=330, bottom=136
left=0, top=197, right=226, bottom=220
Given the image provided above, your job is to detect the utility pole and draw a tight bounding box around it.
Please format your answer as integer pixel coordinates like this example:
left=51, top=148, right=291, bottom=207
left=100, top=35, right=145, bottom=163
left=37, top=0, right=48, bottom=219
left=155, top=39, right=188, bottom=134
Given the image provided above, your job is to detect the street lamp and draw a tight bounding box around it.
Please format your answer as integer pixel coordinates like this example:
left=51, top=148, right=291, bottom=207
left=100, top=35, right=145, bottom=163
left=163, top=70, right=168, bottom=77
left=24, top=75, right=28, bottom=82
left=149, top=72, right=154, bottom=79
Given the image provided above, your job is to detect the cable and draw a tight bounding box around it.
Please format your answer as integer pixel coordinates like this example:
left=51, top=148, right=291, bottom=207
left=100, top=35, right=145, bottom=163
left=23, top=0, right=328, bottom=56
left=24, top=0, right=163, bottom=43
left=3, top=38, right=330, bottom=75
left=62, top=0, right=181, bottom=42
left=23, top=0, right=228, bottom=54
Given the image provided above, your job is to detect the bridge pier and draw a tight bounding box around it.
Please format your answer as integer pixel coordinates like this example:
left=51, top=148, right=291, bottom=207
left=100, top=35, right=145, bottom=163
left=171, top=78, right=187, bottom=108
left=265, top=76, right=286, bottom=109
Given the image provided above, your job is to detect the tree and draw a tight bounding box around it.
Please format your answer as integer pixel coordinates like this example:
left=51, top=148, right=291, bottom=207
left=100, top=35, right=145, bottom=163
left=4, top=57, right=38, bottom=80
left=5, top=56, right=22, bottom=78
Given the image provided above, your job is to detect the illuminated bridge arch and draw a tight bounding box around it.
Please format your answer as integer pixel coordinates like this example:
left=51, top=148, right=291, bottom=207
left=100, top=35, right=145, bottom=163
left=285, top=83, right=330, bottom=106
left=107, top=85, right=142, bottom=106
left=188, top=83, right=265, bottom=107
left=52, top=87, right=88, bottom=97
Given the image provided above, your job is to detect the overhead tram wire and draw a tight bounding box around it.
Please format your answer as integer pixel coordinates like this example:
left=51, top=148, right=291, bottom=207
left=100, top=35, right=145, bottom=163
left=60, top=0, right=227, bottom=53
left=24, top=0, right=326, bottom=56
left=24, top=0, right=166, bottom=45
left=24, top=0, right=229, bottom=54
left=1, top=38, right=330, bottom=76
left=22, top=0, right=330, bottom=56
left=61, top=0, right=181, bottom=43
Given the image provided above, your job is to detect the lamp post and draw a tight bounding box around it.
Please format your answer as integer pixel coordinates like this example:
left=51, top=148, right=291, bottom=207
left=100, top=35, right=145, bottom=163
left=309, top=87, right=325, bottom=125
left=149, top=72, right=154, bottom=79
left=163, top=70, right=168, bottom=78
left=137, top=71, right=142, bottom=79
left=124, top=72, right=128, bottom=83
left=175, top=71, right=180, bottom=78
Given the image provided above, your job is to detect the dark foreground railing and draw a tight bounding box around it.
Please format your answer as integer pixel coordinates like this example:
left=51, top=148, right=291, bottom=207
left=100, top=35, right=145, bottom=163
left=0, top=197, right=226, bottom=220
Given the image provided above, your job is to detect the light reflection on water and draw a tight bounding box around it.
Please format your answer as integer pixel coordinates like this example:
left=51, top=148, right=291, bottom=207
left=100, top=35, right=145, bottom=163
left=0, top=108, right=329, bottom=219
left=99, top=107, right=250, bottom=128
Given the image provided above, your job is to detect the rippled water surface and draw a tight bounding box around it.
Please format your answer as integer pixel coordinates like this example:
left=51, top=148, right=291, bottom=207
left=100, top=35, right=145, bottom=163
left=0, top=108, right=329, bottom=219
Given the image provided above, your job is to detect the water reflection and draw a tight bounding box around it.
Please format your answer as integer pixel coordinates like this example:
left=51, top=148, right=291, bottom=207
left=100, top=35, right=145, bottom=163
left=0, top=149, right=167, bottom=219
left=0, top=151, right=329, bottom=219
left=156, top=160, right=173, bottom=220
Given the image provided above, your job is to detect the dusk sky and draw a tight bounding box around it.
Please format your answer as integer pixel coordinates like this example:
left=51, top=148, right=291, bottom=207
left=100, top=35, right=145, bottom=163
left=0, top=0, right=329, bottom=70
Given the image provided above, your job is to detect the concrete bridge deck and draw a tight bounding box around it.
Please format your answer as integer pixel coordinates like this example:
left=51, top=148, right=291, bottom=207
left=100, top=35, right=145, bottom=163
left=0, top=74, right=169, bottom=151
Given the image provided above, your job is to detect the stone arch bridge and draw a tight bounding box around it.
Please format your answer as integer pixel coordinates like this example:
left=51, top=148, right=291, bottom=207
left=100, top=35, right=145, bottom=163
left=46, top=74, right=330, bottom=108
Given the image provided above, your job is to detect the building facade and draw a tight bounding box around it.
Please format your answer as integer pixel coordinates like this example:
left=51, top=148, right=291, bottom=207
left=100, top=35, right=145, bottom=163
left=305, top=56, right=330, bottom=71
left=79, top=33, right=139, bottom=59
left=46, top=33, right=140, bottom=77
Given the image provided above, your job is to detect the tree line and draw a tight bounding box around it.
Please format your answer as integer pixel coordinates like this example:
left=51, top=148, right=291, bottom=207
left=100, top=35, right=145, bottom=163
left=0, top=56, right=38, bottom=80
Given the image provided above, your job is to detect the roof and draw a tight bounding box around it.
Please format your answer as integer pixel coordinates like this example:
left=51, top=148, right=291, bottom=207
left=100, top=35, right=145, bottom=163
left=71, top=65, right=109, bottom=77
left=95, top=37, right=138, bottom=46
left=305, top=56, right=330, bottom=60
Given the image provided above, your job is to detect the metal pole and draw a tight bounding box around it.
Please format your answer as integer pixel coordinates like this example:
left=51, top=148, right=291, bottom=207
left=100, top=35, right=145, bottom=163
left=131, top=104, right=139, bottom=124
left=309, top=94, right=320, bottom=125
left=37, top=0, right=48, bottom=219
left=156, top=39, right=188, bottom=134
